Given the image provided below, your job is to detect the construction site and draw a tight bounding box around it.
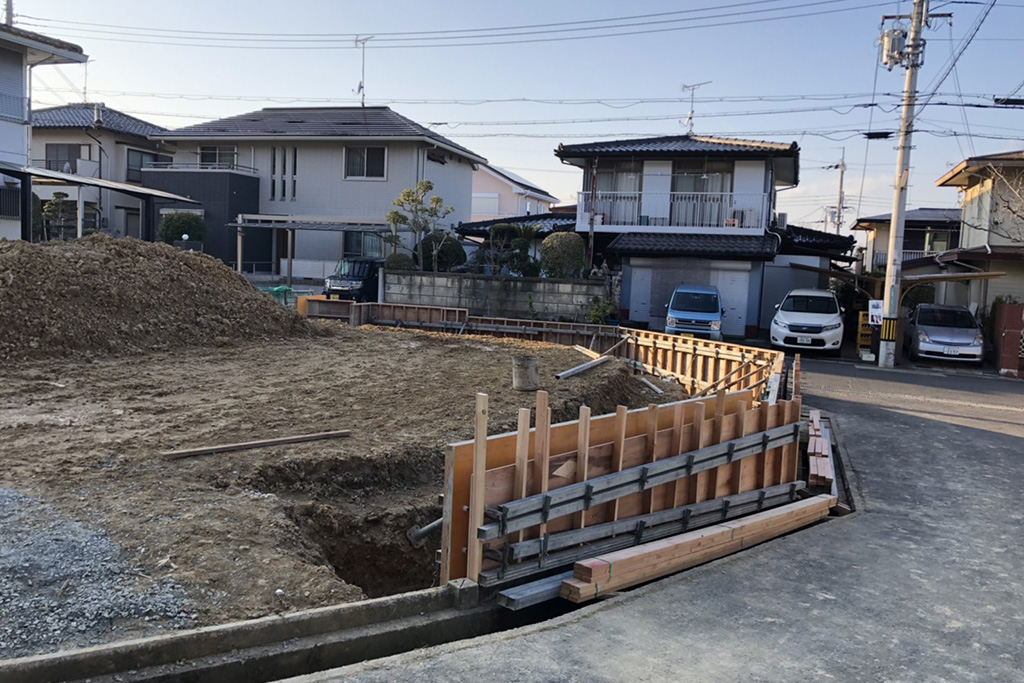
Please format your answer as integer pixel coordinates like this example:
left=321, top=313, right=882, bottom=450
left=0, top=236, right=853, bottom=682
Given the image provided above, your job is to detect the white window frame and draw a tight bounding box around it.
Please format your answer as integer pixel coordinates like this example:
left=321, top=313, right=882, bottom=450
left=344, top=145, right=388, bottom=181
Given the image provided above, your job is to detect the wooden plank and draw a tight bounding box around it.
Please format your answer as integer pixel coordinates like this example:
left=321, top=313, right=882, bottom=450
left=561, top=495, right=832, bottom=602
left=466, top=393, right=489, bottom=582
left=643, top=404, right=659, bottom=514
left=784, top=397, right=802, bottom=483
left=733, top=402, right=750, bottom=495
left=686, top=402, right=709, bottom=505
left=574, top=406, right=592, bottom=529
left=160, top=430, right=351, bottom=460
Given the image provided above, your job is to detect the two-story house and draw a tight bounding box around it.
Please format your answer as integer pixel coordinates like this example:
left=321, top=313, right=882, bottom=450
left=555, top=134, right=800, bottom=336
left=852, top=207, right=961, bottom=272
left=471, top=163, right=558, bottom=222
left=145, top=106, right=486, bottom=278
left=0, top=23, right=86, bottom=239
left=30, top=103, right=173, bottom=239
left=925, top=151, right=1024, bottom=309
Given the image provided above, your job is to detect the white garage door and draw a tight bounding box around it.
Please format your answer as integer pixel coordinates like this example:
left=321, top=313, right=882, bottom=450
left=629, top=267, right=653, bottom=323
left=712, top=268, right=749, bottom=338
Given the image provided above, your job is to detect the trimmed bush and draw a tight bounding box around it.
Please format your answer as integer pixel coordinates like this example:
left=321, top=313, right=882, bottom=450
left=540, top=232, right=585, bottom=279
left=419, top=231, right=467, bottom=272
left=384, top=252, right=416, bottom=271
left=158, top=212, right=207, bottom=244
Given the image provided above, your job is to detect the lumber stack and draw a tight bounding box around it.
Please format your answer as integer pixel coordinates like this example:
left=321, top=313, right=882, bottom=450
left=560, top=494, right=834, bottom=603
left=806, top=410, right=834, bottom=487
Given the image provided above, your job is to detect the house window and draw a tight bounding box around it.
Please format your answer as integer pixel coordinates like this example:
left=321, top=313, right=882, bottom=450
left=45, top=144, right=90, bottom=173
left=126, top=149, right=172, bottom=183
left=343, top=230, right=384, bottom=258
left=472, top=193, right=499, bottom=216
left=345, top=146, right=386, bottom=179
left=198, top=145, right=237, bottom=168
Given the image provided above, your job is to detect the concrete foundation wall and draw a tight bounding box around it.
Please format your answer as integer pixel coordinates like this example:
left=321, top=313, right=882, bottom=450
left=384, top=272, right=609, bottom=319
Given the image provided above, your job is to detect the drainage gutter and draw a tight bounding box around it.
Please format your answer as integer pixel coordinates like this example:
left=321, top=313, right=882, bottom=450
left=0, top=579, right=552, bottom=683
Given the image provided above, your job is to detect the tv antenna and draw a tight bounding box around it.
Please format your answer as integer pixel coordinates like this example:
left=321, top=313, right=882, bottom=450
left=354, top=35, right=374, bottom=107
left=681, top=81, right=711, bottom=134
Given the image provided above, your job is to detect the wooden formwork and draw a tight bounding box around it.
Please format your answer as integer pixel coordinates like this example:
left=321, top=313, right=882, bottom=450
left=441, top=388, right=804, bottom=585
left=465, top=317, right=622, bottom=350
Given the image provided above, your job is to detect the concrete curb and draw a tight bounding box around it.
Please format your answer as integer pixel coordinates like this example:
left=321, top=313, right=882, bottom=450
left=0, top=581, right=492, bottom=683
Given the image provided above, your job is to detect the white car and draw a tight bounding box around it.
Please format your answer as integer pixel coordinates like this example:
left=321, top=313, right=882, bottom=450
left=770, top=289, right=844, bottom=355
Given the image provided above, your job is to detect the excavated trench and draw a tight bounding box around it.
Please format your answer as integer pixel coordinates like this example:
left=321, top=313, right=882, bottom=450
left=246, top=367, right=677, bottom=600
left=248, top=445, right=444, bottom=598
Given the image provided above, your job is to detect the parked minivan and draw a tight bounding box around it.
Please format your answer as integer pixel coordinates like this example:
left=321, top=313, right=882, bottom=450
left=665, top=284, right=724, bottom=340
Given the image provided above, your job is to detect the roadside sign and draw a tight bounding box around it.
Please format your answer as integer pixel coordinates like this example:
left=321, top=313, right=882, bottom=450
left=868, top=300, right=883, bottom=326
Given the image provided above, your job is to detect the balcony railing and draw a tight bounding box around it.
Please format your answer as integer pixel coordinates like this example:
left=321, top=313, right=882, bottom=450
left=576, top=191, right=768, bottom=231
left=0, top=186, right=19, bottom=219
left=144, top=161, right=259, bottom=175
left=872, top=250, right=939, bottom=269
left=32, top=158, right=79, bottom=174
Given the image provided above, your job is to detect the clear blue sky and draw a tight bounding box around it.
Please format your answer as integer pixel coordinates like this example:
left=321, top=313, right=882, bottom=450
left=21, top=0, right=1024, bottom=239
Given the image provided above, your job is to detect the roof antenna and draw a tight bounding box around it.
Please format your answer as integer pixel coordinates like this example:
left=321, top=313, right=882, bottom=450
left=681, top=81, right=711, bottom=134
left=354, top=35, right=374, bottom=107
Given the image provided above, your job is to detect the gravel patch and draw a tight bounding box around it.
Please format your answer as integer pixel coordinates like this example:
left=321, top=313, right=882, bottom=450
left=0, top=488, right=193, bottom=659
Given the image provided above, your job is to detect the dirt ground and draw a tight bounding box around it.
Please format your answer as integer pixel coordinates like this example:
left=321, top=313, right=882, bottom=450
left=0, top=323, right=684, bottom=647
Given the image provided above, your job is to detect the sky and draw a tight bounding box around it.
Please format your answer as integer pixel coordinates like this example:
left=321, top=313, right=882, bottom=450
left=19, top=0, right=1024, bottom=243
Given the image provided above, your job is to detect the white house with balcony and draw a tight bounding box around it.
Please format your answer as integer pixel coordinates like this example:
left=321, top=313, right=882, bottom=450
left=29, top=102, right=173, bottom=239
left=555, top=135, right=800, bottom=336
left=147, top=106, right=486, bottom=277
left=0, top=23, right=86, bottom=240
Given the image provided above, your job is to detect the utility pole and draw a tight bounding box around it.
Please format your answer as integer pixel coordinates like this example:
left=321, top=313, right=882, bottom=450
left=824, top=149, right=847, bottom=234
left=4, top=0, right=13, bottom=26
left=878, top=0, right=928, bottom=369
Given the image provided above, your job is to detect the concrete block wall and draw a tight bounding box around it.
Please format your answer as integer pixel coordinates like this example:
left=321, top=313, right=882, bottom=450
left=384, top=272, right=609, bottom=320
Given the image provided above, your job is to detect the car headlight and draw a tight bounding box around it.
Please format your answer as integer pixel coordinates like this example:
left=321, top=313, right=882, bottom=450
left=823, top=322, right=842, bottom=331
left=772, top=319, right=787, bottom=331
left=973, top=334, right=984, bottom=346
left=917, top=329, right=930, bottom=343
left=324, top=278, right=331, bottom=288
left=709, top=320, right=721, bottom=330
left=666, top=317, right=679, bottom=328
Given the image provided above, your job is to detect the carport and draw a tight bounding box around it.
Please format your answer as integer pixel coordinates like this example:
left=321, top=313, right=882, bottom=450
left=0, top=161, right=199, bottom=241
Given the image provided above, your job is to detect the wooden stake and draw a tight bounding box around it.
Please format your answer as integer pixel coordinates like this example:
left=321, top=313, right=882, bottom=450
left=733, top=401, right=749, bottom=495
left=573, top=405, right=591, bottom=529
left=467, top=393, right=489, bottom=582
left=514, top=407, right=531, bottom=543
left=534, top=390, right=552, bottom=536
left=687, top=401, right=709, bottom=504
left=643, top=403, right=659, bottom=514
left=610, top=405, right=628, bottom=522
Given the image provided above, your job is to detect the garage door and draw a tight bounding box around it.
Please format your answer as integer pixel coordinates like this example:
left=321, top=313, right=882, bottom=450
left=629, top=267, right=652, bottom=323
left=712, top=268, right=749, bottom=337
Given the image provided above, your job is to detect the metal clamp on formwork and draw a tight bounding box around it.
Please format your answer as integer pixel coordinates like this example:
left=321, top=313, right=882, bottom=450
left=720, top=498, right=731, bottom=520
left=584, top=483, right=594, bottom=509
left=680, top=508, right=692, bottom=532
left=726, top=442, right=736, bottom=464
left=756, top=490, right=767, bottom=511
left=633, top=519, right=647, bottom=546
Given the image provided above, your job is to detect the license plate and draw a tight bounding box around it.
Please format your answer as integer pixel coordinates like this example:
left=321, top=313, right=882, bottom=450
left=679, top=333, right=694, bottom=338
left=797, top=336, right=812, bottom=345
left=942, top=347, right=960, bottom=356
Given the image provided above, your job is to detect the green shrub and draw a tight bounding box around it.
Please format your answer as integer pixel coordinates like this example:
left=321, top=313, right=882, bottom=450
left=158, top=212, right=207, bottom=244
left=419, top=231, right=467, bottom=272
left=540, top=232, right=585, bottom=279
left=384, top=252, right=416, bottom=271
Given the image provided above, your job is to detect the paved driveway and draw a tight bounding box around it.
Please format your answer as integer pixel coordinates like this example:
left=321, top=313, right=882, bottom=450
left=290, top=361, right=1024, bottom=683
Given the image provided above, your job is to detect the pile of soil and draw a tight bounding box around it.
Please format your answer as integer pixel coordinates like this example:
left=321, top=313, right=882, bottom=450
left=0, top=235, right=310, bottom=360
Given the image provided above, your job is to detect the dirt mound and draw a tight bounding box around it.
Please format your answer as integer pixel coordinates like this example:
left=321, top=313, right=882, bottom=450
left=0, top=235, right=311, bottom=360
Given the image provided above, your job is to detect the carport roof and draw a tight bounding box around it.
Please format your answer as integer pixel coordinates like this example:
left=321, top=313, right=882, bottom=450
left=607, top=232, right=779, bottom=261
left=0, top=161, right=199, bottom=204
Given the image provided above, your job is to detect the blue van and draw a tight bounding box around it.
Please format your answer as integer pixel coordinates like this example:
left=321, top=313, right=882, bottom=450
left=665, top=284, right=724, bottom=340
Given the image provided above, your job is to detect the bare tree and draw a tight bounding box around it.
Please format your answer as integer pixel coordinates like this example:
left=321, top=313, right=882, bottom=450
left=960, top=165, right=1024, bottom=244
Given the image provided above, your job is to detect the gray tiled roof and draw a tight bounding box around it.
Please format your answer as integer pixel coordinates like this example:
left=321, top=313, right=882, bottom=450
left=456, top=212, right=575, bottom=238
left=157, top=106, right=484, bottom=161
left=32, top=103, right=165, bottom=138
left=856, top=207, right=960, bottom=225
left=784, top=224, right=856, bottom=251
left=607, top=232, right=779, bottom=260
left=0, top=24, right=85, bottom=57
left=556, top=135, right=798, bottom=158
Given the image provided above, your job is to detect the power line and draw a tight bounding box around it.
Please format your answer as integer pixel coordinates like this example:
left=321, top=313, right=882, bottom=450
left=18, top=1, right=893, bottom=50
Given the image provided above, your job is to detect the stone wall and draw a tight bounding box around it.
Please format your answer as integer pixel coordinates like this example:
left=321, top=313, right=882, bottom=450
left=384, top=271, right=610, bottom=320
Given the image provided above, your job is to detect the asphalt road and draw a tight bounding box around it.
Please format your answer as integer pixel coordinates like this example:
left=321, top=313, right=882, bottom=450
left=288, top=361, right=1024, bottom=683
